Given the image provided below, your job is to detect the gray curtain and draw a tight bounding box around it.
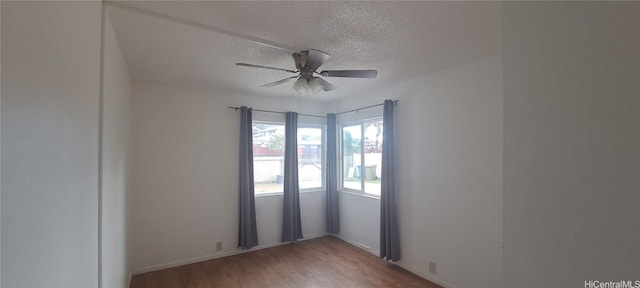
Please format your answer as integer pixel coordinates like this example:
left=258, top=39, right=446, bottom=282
left=282, top=112, right=303, bottom=242
left=238, top=107, right=259, bottom=249
left=380, top=100, right=400, bottom=261
left=326, top=113, right=340, bottom=233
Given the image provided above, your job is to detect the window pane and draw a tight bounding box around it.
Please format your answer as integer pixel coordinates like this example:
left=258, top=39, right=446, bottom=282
left=363, top=120, right=383, bottom=195
left=298, top=127, right=322, bottom=190
left=253, top=123, right=285, bottom=194
left=342, top=125, right=362, bottom=191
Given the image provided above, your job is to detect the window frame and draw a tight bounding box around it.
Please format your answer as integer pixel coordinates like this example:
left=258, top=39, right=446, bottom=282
left=297, top=124, right=326, bottom=193
left=339, top=117, right=383, bottom=197
left=252, top=121, right=325, bottom=197
left=252, top=121, right=286, bottom=197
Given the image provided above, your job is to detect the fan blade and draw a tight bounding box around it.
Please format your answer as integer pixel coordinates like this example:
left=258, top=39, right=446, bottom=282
left=317, top=77, right=337, bottom=91
left=319, top=70, right=377, bottom=78
left=304, top=49, right=331, bottom=72
left=262, top=76, right=297, bottom=88
left=236, top=63, right=297, bottom=73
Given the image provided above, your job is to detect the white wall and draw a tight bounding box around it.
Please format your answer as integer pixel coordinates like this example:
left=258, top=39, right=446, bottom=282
left=1, top=2, right=4, bottom=285
left=102, top=12, right=133, bottom=288
left=130, top=81, right=330, bottom=272
left=1, top=2, right=3, bottom=285
left=503, top=3, right=640, bottom=287
left=1, top=2, right=101, bottom=287
left=335, top=54, right=503, bottom=288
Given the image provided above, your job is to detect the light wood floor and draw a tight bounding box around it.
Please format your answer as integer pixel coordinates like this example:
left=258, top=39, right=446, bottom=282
left=130, top=236, right=442, bottom=288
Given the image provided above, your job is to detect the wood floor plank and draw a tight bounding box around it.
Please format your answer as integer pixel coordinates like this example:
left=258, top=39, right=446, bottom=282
left=130, top=236, right=442, bottom=288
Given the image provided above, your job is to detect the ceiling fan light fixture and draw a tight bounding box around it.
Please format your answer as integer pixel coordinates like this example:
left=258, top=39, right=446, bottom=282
left=308, top=77, right=323, bottom=94
left=293, top=78, right=308, bottom=94
left=292, top=77, right=322, bottom=95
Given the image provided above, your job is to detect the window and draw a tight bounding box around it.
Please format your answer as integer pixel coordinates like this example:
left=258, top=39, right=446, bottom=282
left=341, top=119, right=383, bottom=196
left=298, top=127, right=323, bottom=190
left=253, top=122, right=324, bottom=195
left=253, top=123, right=285, bottom=194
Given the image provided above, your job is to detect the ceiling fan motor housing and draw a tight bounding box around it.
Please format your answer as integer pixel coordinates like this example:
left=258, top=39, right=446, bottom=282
left=293, top=51, right=313, bottom=78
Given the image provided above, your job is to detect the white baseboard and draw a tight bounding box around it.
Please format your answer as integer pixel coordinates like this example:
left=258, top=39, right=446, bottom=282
left=393, top=261, right=458, bottom=288
left=126, top=272, right=132, bottom=288
left=332, top=234, right=457, bottom=288
left=132, top=233, right=328, bottom=275
left=331, top=234, right=380, bottom=256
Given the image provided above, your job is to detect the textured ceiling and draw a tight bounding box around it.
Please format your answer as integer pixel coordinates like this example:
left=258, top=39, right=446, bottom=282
left=106, top=1, right=500, bottom=102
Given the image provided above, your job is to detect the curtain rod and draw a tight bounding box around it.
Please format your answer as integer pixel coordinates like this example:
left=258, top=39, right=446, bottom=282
left=227, top=100, right=398, bottom=118
left=227, top=107, right=327, bottom=119
left=335, top=100, right=398, bottom=116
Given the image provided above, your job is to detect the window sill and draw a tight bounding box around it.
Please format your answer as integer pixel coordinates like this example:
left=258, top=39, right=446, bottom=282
left=255, top=189, right=325, bottom=198
left=339, top=190, right=381, bottom=200
left=301, top=189, right=326, bottom=194
left=255, top=192, right=283, bottom=198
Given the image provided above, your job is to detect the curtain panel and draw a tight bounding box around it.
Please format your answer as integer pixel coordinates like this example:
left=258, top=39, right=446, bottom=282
left=238, top=106, right=259, bottom=249
left=380, top=100, right=400, bottom=261
left=282, top=112, right=303, bottom=242
left=326, top=113, right=340, bottom=233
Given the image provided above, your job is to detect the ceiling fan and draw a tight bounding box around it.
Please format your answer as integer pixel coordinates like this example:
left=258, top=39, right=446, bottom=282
left=236, top=49, right=377, bottom=95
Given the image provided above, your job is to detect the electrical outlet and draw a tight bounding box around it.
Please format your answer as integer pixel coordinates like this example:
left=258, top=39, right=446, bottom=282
left=216, top=241, right=223, bottom=252
left=429, top=261, right=437, bottom=274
